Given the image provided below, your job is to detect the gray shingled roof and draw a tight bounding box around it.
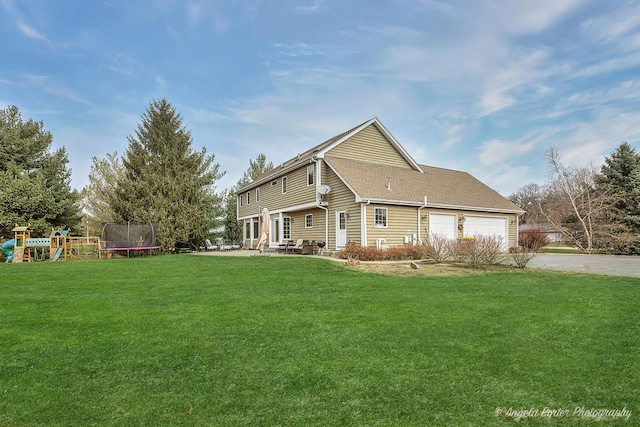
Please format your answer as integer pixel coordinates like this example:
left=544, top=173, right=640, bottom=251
left=325, top=156, right=523, bottom=213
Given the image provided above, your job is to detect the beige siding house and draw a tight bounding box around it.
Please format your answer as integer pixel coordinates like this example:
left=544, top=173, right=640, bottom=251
left=237, top=118, right=523, bottom=251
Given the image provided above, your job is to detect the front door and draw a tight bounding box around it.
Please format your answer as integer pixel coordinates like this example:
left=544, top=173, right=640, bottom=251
left=336, top=210, right=347, bottom=249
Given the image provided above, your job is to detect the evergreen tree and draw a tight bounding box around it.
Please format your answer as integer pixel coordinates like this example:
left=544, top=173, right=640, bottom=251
left=222, top=154, right=273, bottom=243
left=0, top=105, right=80, bottom=237
left=114, top=99, right=224, bottom=250
left=598, top=141, right=640, bottom=228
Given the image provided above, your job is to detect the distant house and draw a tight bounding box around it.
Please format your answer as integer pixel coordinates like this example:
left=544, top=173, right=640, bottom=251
left=237, top=117, right=523, bottom=251
left=519, top=224, right=564, bottom=243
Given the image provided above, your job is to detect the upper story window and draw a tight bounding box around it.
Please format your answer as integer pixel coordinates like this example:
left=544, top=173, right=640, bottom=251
left=239, top=194, right=243, bottom=207
left=247, top=191, right=250, bottom=205
left=374, top=207, right=388, bottom=228
left=282, top=176, right=288, bottom=194
left=256, top=188, right=260, bottom=202
left=305, top=214, right=313, bottom=228
left=307, top=165, right=314, bottom=186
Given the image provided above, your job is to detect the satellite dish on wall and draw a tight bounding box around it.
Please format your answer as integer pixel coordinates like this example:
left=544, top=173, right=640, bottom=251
left=317, top=185, right=331, bottom=195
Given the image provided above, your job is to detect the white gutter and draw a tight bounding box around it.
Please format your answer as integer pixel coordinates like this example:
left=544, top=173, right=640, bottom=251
left=356, top=198, right=524, bottom=214
left=424, top=202, right=524, bottom=214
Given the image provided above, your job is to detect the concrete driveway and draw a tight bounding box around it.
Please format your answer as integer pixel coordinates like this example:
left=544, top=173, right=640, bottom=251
left=527, top=253, right=640, bottom=278
left=195, top=250, right=640, bottom=278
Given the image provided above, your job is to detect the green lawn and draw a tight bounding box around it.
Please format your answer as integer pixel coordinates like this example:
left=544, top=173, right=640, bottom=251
left=1, top=256, right=638, bottom=426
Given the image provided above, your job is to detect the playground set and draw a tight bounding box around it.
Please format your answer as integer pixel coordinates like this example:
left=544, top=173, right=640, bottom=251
left=2, top=226, right=72, bottom=263
left=2, top=222, right=162, bottom=263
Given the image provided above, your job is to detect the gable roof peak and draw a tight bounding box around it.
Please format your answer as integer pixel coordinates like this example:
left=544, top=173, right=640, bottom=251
left=238, top=117, right=420, bottom=192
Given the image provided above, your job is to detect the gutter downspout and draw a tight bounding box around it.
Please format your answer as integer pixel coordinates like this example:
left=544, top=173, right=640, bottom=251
left=236, top=193, right=243, bottom=246
left=314, top=158, right=329, bottom=248
left=417, top=196, right=428, bottom=245
left=516, top=212, right=522, bottom=248
left=361, top=199, right=371, bottom=246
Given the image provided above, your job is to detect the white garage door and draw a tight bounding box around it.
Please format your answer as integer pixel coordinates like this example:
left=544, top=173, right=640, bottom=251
left=429, top=213, right=457, bottom=240
left=463, top=216, right=508, bottom=250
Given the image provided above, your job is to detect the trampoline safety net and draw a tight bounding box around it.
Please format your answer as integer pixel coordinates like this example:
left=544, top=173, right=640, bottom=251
left=102, top=222, right=159, bottom=249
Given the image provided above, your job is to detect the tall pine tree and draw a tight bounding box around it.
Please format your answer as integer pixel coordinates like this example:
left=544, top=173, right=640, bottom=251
left=598, top=142, right=640, bottom=228
left=114, top=99, right=224, bottom=250
left=0, top=105, right=80, bottom=238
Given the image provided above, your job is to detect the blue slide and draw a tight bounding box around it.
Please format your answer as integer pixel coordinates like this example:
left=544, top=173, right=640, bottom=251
left=2, top=239, right=15, bottom=263
left=51, top=247, right=63, bottom=261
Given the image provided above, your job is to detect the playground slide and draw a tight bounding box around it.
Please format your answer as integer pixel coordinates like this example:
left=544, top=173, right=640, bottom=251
left=51, top=247, right=63, bottom=262
left=2, top=239, right=15, bottom=263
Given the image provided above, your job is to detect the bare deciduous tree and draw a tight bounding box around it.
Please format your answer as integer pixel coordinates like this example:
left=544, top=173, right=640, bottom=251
left=508, top=183, right=545, bottom=225
left=539, top=147, right=615, bottom=253
left=81, top=152, right=124, bottom=235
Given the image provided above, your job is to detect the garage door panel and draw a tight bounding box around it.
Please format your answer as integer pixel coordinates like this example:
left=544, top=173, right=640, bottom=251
left=429, top=214, right=457, bottom=240
left=463, top=216, right=508, bottom=250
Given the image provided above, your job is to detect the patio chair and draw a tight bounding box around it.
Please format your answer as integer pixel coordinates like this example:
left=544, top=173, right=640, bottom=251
left=287, top=239, right=305, bottom=254
left=278, top=240, right=294, bottom=253
left=205, top=239, right=217, bottom=251
left=302, top=240, right=317, bottom=255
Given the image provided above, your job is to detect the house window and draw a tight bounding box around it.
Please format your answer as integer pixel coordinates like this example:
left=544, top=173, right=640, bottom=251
left=253, top=221, right=259, bottom=239
left=283, top=217, right=291, bottom=239
left=305, top=214, right=313, bottom=228
left=374, top=207, right=388, bottom=227
left=247, top=192, right=250, bottom=205
left=307, top=165, right=314, bottom=186
left=256, top=187, right=260, bottom=202
left=282, top=176, right=288, bottom=194
left=245, top=222, right=250, bottom=239
left=239, top=194, right=243, bottom=207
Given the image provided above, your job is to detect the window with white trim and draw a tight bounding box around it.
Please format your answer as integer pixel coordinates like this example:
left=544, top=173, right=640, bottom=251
left=256, top=187, right=260, bottom=202
left=283, top=217, right=291, bottom=239
left=374, top=207, right=388, bottom=227
left=253, top=221, right=259, bottom=239
left=247, top=191, right=250, bottom=205
left=307, top=165, right=314, bottom=186
left=239, top=194, right=242, bottom=207
left=282, top=176, right=288, bottom=194
left=305, top=214, right=313, bottom=228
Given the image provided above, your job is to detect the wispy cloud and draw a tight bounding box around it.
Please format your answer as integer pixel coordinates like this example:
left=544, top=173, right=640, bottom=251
left=23, top=74, right=91, bottom=105
left=478, top=139, right=536, bottom=167
left=109, top=54, right=137, bottom=77
left=2, top=0, right=50, bottom=43
left=548, top=79, right=640, bottom=118
left=16, top=20, right=48, bottom=42
left=182, top=0, right=262, bottom=32
left=154, top=75, right=167, bottom=88
left=295, top=0, right=325, bottom=14
left=273, top=42, right=325, bottom=57
left=581, top=3, right=640, bottom=45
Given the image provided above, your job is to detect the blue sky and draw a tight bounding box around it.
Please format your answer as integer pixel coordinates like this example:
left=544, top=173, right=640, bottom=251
left=2, top=0, right=640, bottom=196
